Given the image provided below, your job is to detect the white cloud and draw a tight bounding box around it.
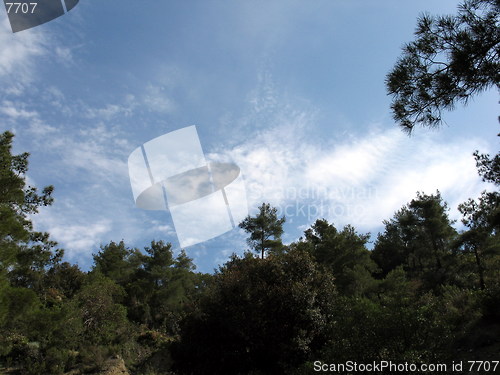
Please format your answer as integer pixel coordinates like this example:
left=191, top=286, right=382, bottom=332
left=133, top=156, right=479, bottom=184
left=148, top=220, right=176, bottom=237
left=85, top=103, right=134, bottom=120
left=34, top=121, right=134, bottom=185
left=31, top=191, right=170, bottom=265
left=26, top=118, right=58, bottom=135
left=54, top=46, right=73, bottom=64
left=32, top=198, right=114, bottom=263
left=1, top=100, right=38, bottom=119
left=48, top=220, right=112, bottom=257
left=0, top=18, right=48, bottom=82
left=1, top=100, right=57, bottom=135
left=142, top=84, right=176, bottom=113
left=305, top=129, right=404, bottom=188
left=213, top=119, right=490, bottom=235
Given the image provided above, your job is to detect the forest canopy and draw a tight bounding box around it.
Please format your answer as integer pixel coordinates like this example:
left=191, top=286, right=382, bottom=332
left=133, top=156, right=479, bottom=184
left=0, top=127, right=499, bottom=374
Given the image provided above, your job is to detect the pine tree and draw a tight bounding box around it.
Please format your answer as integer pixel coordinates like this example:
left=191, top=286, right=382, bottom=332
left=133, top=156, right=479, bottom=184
left=239, top=203, right=285, bottom=259
left=386, top=0, right=499, bottom=132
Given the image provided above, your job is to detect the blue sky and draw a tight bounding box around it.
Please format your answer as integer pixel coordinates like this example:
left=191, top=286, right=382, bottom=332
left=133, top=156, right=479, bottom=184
left=1, top=0, right=498, bottom=273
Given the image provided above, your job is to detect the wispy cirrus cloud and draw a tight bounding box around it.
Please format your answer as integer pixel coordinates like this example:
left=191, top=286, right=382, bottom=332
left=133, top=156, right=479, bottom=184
left=0, top=18, right=48, bottom=85
left=209, top=86, right=491, bottom=236
left=84, top=103, right=134, bottom=120
left=236, top=126, right=488, bottom=232
left=1, top=100, right=39, bottom=120
left=142, top=84, right=176, bottom=114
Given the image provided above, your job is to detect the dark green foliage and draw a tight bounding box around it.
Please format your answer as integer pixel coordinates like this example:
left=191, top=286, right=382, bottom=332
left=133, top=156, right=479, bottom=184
left=318, top=270, right=487, bottom=371
left=0, top=131, right=70, bottom=373
left=122, top=240, right=200, bottom=333
left=456, top=196, right=500, bottom=290
left=0, top=132, right=53, bottom=233
left=92, top=240, right=142, bottom=286
left=75, top=273, right=129, bottom=346
left=455, top=149, right=500, bottom=290
left=297, top=219, right=378, bottom=296
left=239, top=202, right=286, bottom=259
left=44, top=262, right=86, bottom=299
left=474, top=149, right=500, bottom=185
left=0, top=286, right=39, bottom=336
left=0, top=131, right=59, bottom=280
left=8, top=237, right=63, bottom=295
left=372, top=192, right=458, bottom=290
left=2, top=132, right=499, bottom=374
left=172, top=249, right=336, bottom=375
left=386, top=0, right=500, bottom=132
